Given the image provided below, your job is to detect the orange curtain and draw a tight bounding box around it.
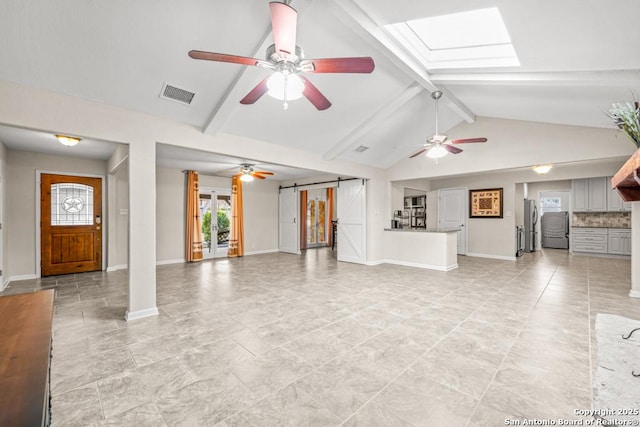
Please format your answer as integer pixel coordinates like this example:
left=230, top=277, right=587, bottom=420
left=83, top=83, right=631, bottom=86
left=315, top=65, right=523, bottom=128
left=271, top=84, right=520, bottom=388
left=228, top=176, right=244, bottom=257
left=300, top=190, right=307, bottom=250
left=186, top=171, right=203, bottom=262
left=327, top=187, right=335, bottom=247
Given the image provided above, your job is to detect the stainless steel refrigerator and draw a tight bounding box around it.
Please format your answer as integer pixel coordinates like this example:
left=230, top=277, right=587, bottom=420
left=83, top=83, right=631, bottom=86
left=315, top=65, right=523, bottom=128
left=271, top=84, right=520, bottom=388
left=524, top=199, right=538, bottom=252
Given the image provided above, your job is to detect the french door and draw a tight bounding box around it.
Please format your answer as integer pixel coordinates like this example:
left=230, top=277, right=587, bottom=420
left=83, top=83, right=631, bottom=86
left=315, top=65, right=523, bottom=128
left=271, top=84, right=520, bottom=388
left=306, top=194, right=327, bottom=248
left=41, top=174, right=102, bottom=276
left=200, top=189, right=231, bottom=259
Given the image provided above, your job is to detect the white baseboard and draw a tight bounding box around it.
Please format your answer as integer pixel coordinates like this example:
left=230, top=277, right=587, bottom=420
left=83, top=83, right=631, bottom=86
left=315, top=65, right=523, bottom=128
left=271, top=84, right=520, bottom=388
left=466, top=252, right=516, bottom=262
left=156, top=259, right=185, bottom=266
left=9, top=274, right=38, bottom=282
left=629, top=289, right=640, bottom=299
left=125, top=307, right=159, bottom=321
left=106, top=264, right=128, bottom=272
left=246, top=249, right=279, bottom=256
left=383, top=259, right=458, bottom=271
left=366, top=259, right=386, bottom=266
left=0, top=279, right=8, bottom=292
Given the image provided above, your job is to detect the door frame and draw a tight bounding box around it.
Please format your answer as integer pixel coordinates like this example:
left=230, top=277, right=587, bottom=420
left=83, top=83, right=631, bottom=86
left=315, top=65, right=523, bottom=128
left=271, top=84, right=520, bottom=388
left=36, top=171, right=107, bottom=278
left=437, top=187, right=468, bottom=255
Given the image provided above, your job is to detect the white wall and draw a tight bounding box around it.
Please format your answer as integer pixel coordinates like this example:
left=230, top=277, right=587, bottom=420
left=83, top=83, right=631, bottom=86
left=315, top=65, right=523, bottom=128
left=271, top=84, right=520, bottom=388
left=0, top=142, right=6, bottom=287
left=6, top=150, right=107, bottom=278
left=115, top=166, right=129, bottom=267
left=243, top=179, right=279, bottom=254
left=156, top=167, right=184, bottom=263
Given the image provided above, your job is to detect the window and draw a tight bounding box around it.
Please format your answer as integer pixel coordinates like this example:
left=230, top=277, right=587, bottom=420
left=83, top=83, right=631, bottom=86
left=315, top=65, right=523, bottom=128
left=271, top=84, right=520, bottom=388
left=540, top=197, right=562, bottom=215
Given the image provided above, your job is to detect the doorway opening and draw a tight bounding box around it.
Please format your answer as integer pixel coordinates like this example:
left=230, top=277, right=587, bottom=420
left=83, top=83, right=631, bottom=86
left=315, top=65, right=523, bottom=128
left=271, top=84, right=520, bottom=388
left=200, top=188, right=231, bottom=259
left=306, top=191, right=327, bottom=248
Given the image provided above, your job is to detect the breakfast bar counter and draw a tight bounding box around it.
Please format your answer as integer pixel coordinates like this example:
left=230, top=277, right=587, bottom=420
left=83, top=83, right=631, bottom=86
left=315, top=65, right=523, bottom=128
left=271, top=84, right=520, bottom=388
left=383, top=228, right=459, bottom=271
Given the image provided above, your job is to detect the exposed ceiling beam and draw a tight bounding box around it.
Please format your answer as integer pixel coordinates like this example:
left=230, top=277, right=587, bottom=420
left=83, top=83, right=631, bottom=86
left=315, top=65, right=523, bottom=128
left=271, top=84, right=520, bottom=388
left=330, top=0, right=476, bottom=123
left=323, top=83, right=423, bottom=161
left=430, top=70, right=640, bottom=87
left=202, top=1, right=313, bottom=135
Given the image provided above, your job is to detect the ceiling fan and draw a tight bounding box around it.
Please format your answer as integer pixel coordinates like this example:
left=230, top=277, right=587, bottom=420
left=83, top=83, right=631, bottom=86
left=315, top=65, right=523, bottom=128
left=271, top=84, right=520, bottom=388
left=234, top=164, right=274, bottom=182
left=409, top=91, right=487, bottom=159
left=188, top=1, right=375, bottom=110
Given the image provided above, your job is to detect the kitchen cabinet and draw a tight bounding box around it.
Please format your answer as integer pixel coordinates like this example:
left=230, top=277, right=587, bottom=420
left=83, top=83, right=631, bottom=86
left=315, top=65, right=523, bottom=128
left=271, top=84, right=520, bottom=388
left=608, top=229, right=631, bottom=255
left=572, top=177, right=608, bottom=212
left=607, top=176, right=632, bottom=211
left=571, top=227, right=631, bottom=255
left=572, top=227, right=608, bottom=253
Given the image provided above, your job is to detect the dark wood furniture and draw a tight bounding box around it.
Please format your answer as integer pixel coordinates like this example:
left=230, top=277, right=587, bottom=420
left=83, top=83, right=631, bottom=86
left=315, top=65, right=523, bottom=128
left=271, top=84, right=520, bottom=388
left=0, top=290, right=55, bottom=426
left=612, top=149, right=640, bottom=201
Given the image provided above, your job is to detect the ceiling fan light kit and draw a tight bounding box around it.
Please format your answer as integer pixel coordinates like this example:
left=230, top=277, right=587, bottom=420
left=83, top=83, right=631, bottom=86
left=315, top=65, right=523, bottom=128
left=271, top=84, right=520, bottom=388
left=188, top=1, right=375, bottom=110
left=409, top=90, right=487, bottom=160
left=234, top=163, right=275, bottom=182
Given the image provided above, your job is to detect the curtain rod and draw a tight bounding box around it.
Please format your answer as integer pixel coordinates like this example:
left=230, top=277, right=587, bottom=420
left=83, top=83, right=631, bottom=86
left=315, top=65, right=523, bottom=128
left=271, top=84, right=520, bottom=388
left=279, top=177, right=360, bottom=190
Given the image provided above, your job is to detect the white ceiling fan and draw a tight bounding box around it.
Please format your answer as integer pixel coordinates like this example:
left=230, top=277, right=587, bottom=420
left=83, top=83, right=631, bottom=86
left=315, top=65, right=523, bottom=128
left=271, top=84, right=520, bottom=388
left=409, top=91, right=487, bottom=159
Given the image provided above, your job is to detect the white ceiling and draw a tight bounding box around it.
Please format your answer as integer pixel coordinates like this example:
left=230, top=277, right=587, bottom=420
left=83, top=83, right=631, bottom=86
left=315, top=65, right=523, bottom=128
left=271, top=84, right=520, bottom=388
left=0, top=0, right=638, bottom=174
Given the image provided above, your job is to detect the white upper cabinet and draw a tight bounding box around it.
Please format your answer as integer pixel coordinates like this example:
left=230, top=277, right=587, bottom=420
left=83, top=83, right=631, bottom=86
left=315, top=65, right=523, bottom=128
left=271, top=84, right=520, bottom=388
left=572, top=177, right=607, bottom=212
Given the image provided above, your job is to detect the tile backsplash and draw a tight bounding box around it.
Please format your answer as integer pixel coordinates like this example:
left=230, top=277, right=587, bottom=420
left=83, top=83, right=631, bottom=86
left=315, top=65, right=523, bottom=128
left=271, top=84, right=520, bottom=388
left=572, top=212, right=631, bottom=228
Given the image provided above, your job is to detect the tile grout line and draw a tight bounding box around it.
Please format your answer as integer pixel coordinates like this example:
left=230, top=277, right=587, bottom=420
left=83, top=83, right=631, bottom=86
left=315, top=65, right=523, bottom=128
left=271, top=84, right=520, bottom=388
left=462, top=256, right=553, bottom=427
left=586, top=256, right=594, bottom=411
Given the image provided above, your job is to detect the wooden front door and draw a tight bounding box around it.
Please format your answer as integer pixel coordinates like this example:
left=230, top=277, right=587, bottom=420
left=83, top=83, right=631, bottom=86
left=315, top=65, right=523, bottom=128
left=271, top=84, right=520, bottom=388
left=41, top=174, right=102, bottom=276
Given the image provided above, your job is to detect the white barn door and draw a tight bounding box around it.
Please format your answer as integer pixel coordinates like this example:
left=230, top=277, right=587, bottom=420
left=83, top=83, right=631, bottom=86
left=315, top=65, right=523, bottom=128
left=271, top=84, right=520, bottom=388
left=337, top=179, right=366, bottom=264
left=438, top=187, right=467, bottom=255
left=279, top=187, right=299, bottom=254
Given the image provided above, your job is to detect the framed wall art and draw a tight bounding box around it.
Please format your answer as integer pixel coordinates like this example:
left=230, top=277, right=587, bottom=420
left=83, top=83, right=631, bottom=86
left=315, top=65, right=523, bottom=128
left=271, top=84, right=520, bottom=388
left=469, top=188, right=503, bottom=218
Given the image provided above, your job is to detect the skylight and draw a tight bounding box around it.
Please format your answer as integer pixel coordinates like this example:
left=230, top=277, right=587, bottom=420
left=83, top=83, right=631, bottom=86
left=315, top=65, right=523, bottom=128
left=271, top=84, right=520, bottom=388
left=385, top=7, right=520, bottom=70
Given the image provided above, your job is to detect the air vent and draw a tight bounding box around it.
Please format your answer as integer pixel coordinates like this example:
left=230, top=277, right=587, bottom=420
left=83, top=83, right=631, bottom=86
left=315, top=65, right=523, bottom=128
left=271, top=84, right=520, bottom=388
left=354, top=145, right=369, bottom=153
left=160, top=83, right=195, bottom=105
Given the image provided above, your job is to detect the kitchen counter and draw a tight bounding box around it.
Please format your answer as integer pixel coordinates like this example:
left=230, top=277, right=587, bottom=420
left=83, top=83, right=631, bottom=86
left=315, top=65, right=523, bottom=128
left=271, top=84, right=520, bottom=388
left=384, top=228, right=461, bottom=233
left=571, top=225, right=631, bottom=229
left=384, top=228, right=458, bottom=271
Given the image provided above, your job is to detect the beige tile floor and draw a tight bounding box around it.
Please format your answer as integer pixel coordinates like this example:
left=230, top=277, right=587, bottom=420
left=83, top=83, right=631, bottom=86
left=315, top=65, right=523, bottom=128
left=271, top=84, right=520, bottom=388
left=3, top=248, right=639, bottom=426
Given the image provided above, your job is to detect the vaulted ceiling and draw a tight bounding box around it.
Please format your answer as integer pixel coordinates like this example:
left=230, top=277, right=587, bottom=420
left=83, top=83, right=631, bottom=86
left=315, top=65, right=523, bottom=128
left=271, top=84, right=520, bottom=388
left=0, top=0, right=638, bottom=174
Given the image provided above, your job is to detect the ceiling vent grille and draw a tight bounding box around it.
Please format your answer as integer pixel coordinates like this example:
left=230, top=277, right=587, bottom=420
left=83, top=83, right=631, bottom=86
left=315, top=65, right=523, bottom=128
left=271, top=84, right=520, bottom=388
left=354, top=145, right=369, bottom=153
left=160, top=83, right=195, bottom=105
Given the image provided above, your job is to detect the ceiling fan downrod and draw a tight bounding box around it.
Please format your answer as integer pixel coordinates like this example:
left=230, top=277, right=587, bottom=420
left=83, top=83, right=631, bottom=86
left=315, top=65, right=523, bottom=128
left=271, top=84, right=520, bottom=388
left=431, top=90, right=443, bottom=136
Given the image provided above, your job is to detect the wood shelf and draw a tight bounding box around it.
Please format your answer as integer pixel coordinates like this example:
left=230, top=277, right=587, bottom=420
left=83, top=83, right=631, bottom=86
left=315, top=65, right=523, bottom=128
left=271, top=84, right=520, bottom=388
left=0, top=290, right=55, bottom=426
left=612, top=149, right=640, bottom=202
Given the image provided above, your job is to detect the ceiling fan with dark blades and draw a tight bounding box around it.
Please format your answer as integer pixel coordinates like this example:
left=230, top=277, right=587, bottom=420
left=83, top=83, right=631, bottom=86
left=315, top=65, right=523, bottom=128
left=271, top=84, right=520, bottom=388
left=409, top=91, right=487, bottom=159
left=233, top=164, right=274, bottom=182
left=189, top=1, right=375, bottom=110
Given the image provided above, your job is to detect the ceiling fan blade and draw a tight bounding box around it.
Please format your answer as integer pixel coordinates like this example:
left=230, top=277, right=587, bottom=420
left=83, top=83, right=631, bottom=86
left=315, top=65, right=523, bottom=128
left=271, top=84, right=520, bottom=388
left=301, top=57, right=375, bottom=73
left=188, top=50, right=263, bottom=66
left=252, top=174, right=266, bottom=179
left=444, top=145, right=463, bottom=154
left=409, top=148, right=427, bottom=158
left=299, top=76, right=331, bottom=110
left=269, top=1, right=297, bottom=58
left=253, top=171, right=274, bottom=175
left=450, top=137, right=487, bottom=144
left=240, top=77, right=270, bottom=104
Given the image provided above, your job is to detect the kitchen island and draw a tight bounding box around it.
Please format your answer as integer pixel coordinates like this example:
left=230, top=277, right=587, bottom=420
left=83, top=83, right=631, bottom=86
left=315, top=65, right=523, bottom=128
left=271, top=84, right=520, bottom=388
left=384, top=228, right=459, bottom=271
